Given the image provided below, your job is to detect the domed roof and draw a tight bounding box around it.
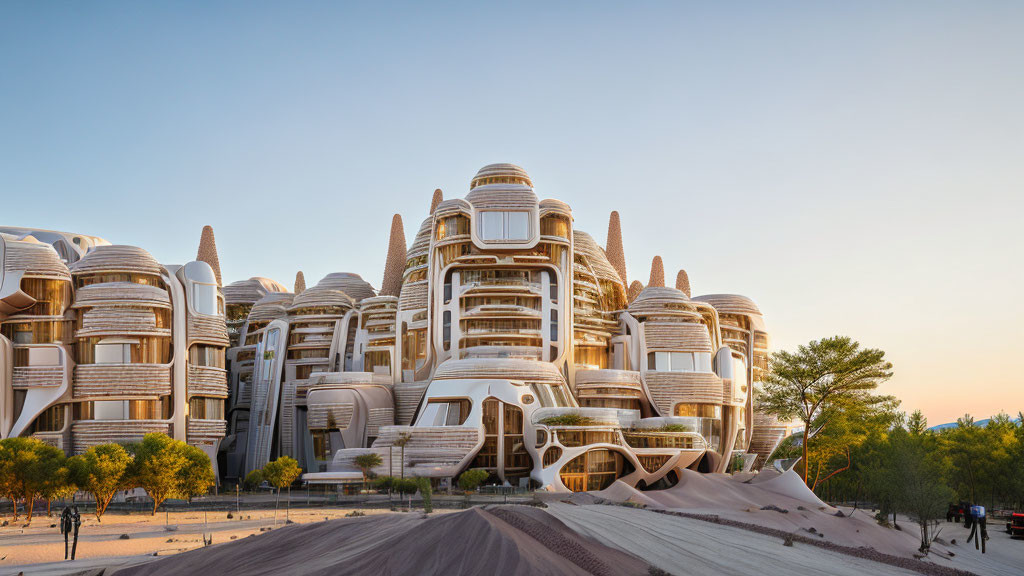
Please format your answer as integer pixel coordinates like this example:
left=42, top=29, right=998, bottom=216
left=691, top=293, right=763, bottom=316
left=224, top=277, right=288, bottom=305
left=470, top=163, right=533, bottom=189
left=287, top=286, right=356, bottom=313
left=572, top=231, right=623, bottom=288
left=315, top=272, right=376, bottom=302
left=247, top=292, right=295, bottom=322
left=70, top=245, right=163, bottom=276
left=627, top=286, right=696, bottom=317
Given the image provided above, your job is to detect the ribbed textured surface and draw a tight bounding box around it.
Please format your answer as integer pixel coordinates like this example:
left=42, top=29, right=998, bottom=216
left=72, top=282, right=171, bottom=309
left=73, top=364, right=172, bottom=398
left=315, top=272, right=376, bottom=302
left=223, top=277, right=288, bottom=305
left=691, top=294, right=763, bottom=316
left=307, top=402, right=354, bottom=430
left=572, top=231, right=623, bottom=287
left=287, top=286, right=354, bottom=313
left=644, top=371, right=724, bottom=413
left=293, top=271, right=306, bottom=294
left=469, top=163, right=533, bottom=188
left=2, top=238, right=71, bottom=280
left=398, top=281, right=428, bottom=310
left=188, top=314, right=229, bottom=346
left=71, top=420, right=171, bottom=454
left=643, top=322, right=712, bottom=352
left=12, top=366, right=63, bottom=388
left=196, top=226, right=222, bottom=286
left=76, top=308, right=169, bottom=338
left=466, top=186, right=538, bottom=210
left=369, top=426, right=482, bottom=476
left=393, top=380, right=430, bottom=425
left=186, top=418, right=227, bottom=445
left=539, top=198, right=572, bottom=218
left=247, top=293, right=294, bottom=322
left=366, top=407, right=395, bottom=438
left=187, top=365, right=228, bottom=398
left=70, top=245, right=164, bottom=276
left=605, top=211, right=627, bottom=286
left=432, top=358, right=565, bottom=384
left=380, top=214, right=407, bottom=297
left=628, top=286, right=694, bottom=317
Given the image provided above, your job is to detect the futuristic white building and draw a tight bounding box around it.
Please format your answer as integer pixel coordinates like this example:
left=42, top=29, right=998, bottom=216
left=220, top=164, right=779, bottom=492
left=0, top=228, right=229, bottom=477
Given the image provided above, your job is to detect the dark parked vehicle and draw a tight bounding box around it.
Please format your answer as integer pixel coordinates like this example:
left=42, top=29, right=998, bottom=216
left=1006, top=512, right=1024, bottom=538
left=947, top=502, right=967, bottom=523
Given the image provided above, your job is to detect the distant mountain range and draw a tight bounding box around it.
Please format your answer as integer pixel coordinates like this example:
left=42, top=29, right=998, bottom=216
left=928, top=416, right=1022, bottom=431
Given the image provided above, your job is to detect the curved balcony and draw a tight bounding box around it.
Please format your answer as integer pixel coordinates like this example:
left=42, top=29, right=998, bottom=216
left=186, top=418, right=227, bottom=446
left=75, top=308, right=170, bottom=339
left=73, top=363, right=171, bottom=399
left=71, top=419, right=171, bottom=454
left=188, top=314, right=229, bottom=346
left=643, top=371, right=723, bottom=415
left=187, top=365, right=228, bottom=398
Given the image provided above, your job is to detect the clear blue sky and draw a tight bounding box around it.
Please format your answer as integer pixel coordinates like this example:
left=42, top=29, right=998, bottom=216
left=2, top=1, right=1022, bottom=424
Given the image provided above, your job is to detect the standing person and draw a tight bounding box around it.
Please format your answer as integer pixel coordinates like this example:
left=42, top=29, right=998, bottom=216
left=59, top=506, right=72, bottom=560
left=70, top=505, right=82, bottom=560
left=967, top=504, right=987, bottom=554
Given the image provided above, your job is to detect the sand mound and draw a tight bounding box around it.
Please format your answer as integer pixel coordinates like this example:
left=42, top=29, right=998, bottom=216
left=595, top=468, right=947, bottom=560
left=113, top=506, right=650, bottom=576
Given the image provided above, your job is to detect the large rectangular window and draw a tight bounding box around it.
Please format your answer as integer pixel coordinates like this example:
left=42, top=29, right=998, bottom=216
left=478, top=211, right=531, bottom=242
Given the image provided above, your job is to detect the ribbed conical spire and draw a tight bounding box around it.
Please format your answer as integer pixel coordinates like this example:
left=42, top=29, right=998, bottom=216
left=648, top=256, right=665, bottom=288
left=196, top=225, right=222, bottom=286
left=294, top=271, right=306, bottom=294
left=628, top=280, right=644, bottom=303
left=429, top=189, right=444, bottom=214
left=675, top=269, right=691, bottom=298
left=605, top=211, right=627, bottom=286
left=381, top=214, right=407, bottom=297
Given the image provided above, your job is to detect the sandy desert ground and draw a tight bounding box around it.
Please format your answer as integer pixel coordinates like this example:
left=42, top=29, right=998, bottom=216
left=2, top=470, right=1022, bottom=576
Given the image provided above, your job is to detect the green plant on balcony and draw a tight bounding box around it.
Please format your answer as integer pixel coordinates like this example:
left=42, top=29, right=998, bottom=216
left=539, top=413, right=596, bottom=427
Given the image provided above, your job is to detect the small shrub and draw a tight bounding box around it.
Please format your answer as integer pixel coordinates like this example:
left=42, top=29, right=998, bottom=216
left=458, top=468, right=490, bottom=493
left=539, top=413, right=596, bottom=427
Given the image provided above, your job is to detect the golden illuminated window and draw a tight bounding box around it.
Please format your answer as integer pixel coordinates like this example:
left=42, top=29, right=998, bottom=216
left=673, top=403, right=721, bottom=418
left=19, top=278, right=73, bottom=316
left=189, top=345, right=225, bottom=368
left=189, top=397, right=224, bottom=420
left=32, top=405, right=65, bottom=433
left=559, top=449, right=633, bottom=492
left=311, top=431, right=331, bottom=460
left=540, top=215, right=570, bottom=239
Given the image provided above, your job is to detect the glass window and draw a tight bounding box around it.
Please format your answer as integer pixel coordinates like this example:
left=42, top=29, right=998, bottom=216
left=480, top=211, right=504, bottom=240
left=670, top=352, right=694, bottom=371
left=192, top=282, right=219, bottom=315
left=695, top=353, right=712, bottom=372
left=550, top=309, right=558, bottom=342
left=442, top=311, right=451, bottom=351
left=506, top=212, right=529, bottom=240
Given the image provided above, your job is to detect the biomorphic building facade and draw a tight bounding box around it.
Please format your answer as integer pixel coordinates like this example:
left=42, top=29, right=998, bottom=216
left=0, top=227, right=229, bottom=476
left=1, top=163, right=786, bottom=493
left=219, top=164, right=783, bottom=492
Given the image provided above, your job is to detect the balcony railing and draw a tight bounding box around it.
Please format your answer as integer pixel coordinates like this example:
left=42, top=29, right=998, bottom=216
left=186, top=418, right=227, bottom=445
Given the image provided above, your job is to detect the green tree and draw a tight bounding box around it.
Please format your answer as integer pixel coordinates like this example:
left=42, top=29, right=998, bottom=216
left=243, top=469, right=264, bottom=490
left=890, top=428, right=953, bottom=553
left=760, top=336, right=894, bottom=485
left=457, top=468, right=489, bottom=493
left=416, top=477, right=433, bottom=513
left=36, top=447, right=74, bottom=518
left=354, top=453, right=383, bottom=489
left=130, top=433, right=188, bottom=515
left=262, top=456, right=301, bottom=521
left=393, top=433, right=412, bottom=479
left=177, top=444, right=215, bottom=502
left=0, top=438, right=65, bottom=521
left=68, top=443, right=132, bottom=521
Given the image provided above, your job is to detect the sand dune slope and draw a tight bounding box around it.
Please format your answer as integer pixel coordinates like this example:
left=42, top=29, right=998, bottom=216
left=113, top=506, right=650, bottom=576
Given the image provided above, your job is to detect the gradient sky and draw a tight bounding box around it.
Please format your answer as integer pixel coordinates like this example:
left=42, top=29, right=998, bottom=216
left=2, top=2, right=1021, bottom=425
